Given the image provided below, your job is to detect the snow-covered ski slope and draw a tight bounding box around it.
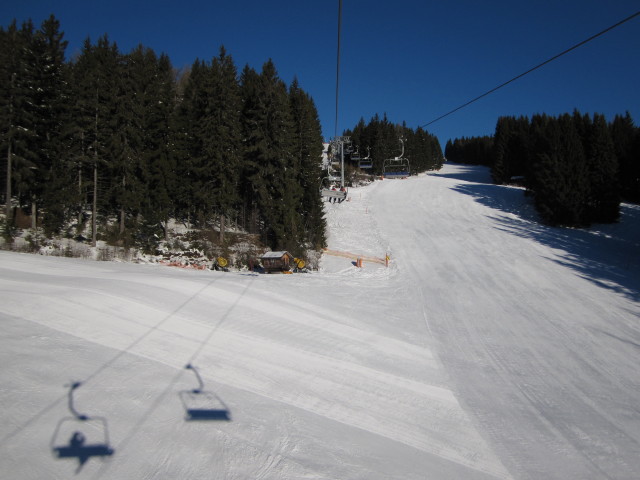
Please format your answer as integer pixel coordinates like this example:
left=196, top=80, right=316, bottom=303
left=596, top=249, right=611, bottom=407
left=1, top=163, right=639, bottom=479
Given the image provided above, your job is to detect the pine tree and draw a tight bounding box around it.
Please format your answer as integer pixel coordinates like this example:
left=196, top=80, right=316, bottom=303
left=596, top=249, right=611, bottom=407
left=585, top=113, right=620, bottom=223
left=363, top=114, right=382, bottom=174
left=431, top=134, right=444, bottom=170
left=492, top=116, right=529, bottom=184
left=143, top=52, right=176, bottom=241
left=20, top=16, right=66, bottom=229
left=241, top=60, right=299, bottom=250
left=610, top=112, right=639, bottom=203
left=70, top=35, right=121, bottom=245
left=492, top=117, right=512, bottom=184
left=349, top=117, right=367, bottom=153
left=31, top=15, right=71, bottom=234
left=239, top=64, right=261, bottom=233
left=109, top=44, right=145, bottom=237
left=201, top=46, right=242, bottom=242
left=532, top=114, right=591, bottom=226
left=172, top=59, right=208, bottom=225
left=0, top=21, right=22, bottom=219
left=414, top=127, right=440, bottom=172
left=0, top=20, right=38, bottom=223
left=289, top=77, right=325, bottom=250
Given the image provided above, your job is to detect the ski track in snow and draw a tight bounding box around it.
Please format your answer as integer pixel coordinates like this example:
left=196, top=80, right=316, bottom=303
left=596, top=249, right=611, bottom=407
left=1, top=163, right=639, bottom=479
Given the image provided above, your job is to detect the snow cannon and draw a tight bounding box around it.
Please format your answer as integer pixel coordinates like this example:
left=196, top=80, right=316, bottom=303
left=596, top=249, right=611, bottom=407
left=212, top=256, right=229, bottom=272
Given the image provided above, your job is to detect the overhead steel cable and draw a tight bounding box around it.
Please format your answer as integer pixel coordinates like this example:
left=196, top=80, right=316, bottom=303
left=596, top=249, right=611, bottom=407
left=0, top=276, right=223, bottom=446
left=334, top=0, right=343, bottom=138
left=91, top=277, right=257, bottom=480
left=421, top=10, right=640, bottom=129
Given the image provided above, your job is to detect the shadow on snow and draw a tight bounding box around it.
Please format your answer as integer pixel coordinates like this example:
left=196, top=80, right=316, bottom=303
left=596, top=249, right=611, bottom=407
left=450, top=181, right=640, bottom=303
left=430, top=163, right=494, bottom=184
left=180, top=364, right=231, bottom=421
left=50, top=382, right=114, bottom=473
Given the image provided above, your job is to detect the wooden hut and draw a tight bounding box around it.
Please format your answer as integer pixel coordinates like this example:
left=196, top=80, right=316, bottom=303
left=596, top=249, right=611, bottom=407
left=260, top=251, right=294, bottom=273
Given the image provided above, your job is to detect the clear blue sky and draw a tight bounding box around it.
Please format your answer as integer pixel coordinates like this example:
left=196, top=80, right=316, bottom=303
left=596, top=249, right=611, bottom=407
left=3, top=1, right=639, bottom=147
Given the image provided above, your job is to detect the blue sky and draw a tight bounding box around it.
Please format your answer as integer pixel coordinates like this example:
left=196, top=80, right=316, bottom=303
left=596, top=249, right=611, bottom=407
left=3, top=1, right=639, bottom=147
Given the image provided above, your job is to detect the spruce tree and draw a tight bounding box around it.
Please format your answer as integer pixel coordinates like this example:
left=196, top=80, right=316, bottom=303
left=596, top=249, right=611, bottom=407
left=0, top=21, right=23, bottom=219
left=493, top=119, right=508, bottom=180
left=532, top=114, right=591, bottom=226
left=143, top=52, right=176, bottom=241
left=492, top=116, right=529, bottom=184
left=239, top=64, right=261, bottom=233
left=32, top=15, right=71, bottom=234
left=201, top=46, right=242, bottom=242
left=289, top=77, right=325, bottom=250
left=241, top=60, right=299, bottom=250
left=110, top=44, right=146, bottom=237
left=0, top=20, right=38, bottom=223
left=172, top=60, right=208, bottom=225
left=586, top=113, right=620, bottom=223
left=70, top=35, right=120, bottom=245
left=610, top=112, right=639, bottom=203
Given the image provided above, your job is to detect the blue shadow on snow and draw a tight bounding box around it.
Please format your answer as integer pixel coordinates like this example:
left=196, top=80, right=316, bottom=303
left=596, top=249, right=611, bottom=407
left=450, top=181, right=640, bottom=303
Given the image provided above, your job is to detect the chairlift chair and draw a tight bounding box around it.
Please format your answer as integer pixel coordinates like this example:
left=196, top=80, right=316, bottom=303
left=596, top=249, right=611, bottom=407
left=382, top=138, right=410, bottom=178
left=383, top=158, right=410, bottom=178
left=359, top=147, right=373, bottom=169
left=320, top=136, right=351, bottom=202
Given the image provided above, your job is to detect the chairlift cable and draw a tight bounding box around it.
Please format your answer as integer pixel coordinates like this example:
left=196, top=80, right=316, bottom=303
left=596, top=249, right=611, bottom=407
left=420, top=10, right=640, bottom=129
left=334, top=0, right=343, bottom=138
left=92, top=277, right=256, bottom=478
left=1, top=274, right=243, bottom=449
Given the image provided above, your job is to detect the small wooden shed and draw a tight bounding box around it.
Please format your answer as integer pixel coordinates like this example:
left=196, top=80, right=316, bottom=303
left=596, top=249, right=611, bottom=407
left=261, top=251, right=293, bottom=273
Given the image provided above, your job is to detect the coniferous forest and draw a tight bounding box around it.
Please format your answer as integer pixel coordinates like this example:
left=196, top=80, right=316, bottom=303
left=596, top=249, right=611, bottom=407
left=446, top=111, right=640, bottom=227
left=0, top=15, right=327, bottom=257
left=5, top=15, right=631, bottom=258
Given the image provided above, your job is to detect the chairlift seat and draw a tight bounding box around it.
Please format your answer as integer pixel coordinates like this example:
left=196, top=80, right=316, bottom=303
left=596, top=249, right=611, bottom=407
left=321, top=188, right=347, bottom=200
left=180, top=390, right=231, bottom=421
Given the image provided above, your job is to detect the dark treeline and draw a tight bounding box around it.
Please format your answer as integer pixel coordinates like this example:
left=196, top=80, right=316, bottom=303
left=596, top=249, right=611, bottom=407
left=344, top=114, right=444, bottom=174
left=447, top=111, right=640, bottom=227
left=444, top=136, right=493, bottom=166
left=0, top=16, right=325, bottom=256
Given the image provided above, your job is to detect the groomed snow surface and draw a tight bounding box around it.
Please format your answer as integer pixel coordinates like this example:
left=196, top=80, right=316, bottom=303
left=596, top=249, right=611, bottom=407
left=1, top=163, right=639, bottom=479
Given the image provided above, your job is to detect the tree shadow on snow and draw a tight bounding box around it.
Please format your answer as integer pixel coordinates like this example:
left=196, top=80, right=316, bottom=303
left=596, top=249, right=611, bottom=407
left=452, top=182, right=538, bottom=222
left=179, top=364, right=231, bottom=421
left=430, top=163, right=493, bottom=184
left=451, top=182, right=640, bottom=302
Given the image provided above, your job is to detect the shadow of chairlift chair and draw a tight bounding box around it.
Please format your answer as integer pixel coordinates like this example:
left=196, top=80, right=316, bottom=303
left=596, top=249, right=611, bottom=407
left=50, top=382, right=114, bottom=473
left=179, top=364, right=231, bottom=421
